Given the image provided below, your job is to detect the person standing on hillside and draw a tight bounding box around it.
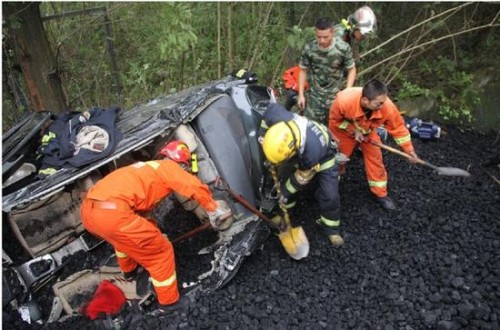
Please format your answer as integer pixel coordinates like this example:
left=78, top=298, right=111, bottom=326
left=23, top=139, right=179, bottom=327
left=297, top=17, right=356, bottom=126
left=282, top=7, right=376, bottom=113
left=329, top=79, right=420, bottom=211
left=335, top=6, right=377, bottom=61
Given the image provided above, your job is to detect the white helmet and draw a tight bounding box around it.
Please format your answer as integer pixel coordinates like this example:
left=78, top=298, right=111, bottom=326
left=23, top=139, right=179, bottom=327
left=348, top=6, right=377, bottom=36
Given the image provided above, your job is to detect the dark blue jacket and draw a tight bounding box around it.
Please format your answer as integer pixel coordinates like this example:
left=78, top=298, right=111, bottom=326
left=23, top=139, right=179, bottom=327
left=261, top=103, right=336, bottom=171
left=38, top=107, right=122, bottom=170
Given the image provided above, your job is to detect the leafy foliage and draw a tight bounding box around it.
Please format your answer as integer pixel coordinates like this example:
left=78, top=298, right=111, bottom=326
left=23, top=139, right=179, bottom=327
left=397, top=56, right=478, bottom=123
left=286, top=25, right=315, bottom=54
left=396, top=81, right=431, bottom=100
left=2, top=2, right=499, bottom=130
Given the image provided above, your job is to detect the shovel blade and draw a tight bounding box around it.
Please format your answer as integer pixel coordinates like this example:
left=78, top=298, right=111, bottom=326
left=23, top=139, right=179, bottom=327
left=278, top=226, right=310, bottom=260
left=436, top=167, right=470, bottom=177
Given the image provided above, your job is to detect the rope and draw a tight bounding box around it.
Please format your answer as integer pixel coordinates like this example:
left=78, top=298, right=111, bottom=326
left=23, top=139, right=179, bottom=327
left=270, top=165, right=291, bottom=229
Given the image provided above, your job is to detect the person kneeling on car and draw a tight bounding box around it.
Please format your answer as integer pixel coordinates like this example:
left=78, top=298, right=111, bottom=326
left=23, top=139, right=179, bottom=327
left=80, top=147, right=232, bottom=315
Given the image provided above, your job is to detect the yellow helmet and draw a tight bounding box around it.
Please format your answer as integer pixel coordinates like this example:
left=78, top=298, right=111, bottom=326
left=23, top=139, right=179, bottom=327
left=262, top=121, right=301, bottom=164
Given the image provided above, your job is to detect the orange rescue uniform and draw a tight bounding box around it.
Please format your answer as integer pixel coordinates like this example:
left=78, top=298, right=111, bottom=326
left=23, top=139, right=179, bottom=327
left=329, top=87, right=414, bottom=198
left=80, top=159, right=218, bottom=305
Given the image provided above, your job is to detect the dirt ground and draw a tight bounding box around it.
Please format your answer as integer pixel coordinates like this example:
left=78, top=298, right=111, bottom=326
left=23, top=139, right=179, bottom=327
left=3, top=125, right=499, bottom=329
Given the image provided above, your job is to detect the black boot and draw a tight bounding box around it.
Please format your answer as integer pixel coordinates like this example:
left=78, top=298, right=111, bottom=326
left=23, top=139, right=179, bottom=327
left=123, top=266, right=141, bottom=281
left=154, top=295, right=190, bottom=316
left=376, top=196, right=396, bottom=211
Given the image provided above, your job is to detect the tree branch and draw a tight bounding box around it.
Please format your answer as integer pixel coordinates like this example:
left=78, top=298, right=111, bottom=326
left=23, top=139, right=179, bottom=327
left=248, top=2, right=274, bottom=70
left=360, top=2, right=474, bottom=60
left=271, top=4, right=310, bottom=85
left=359, top=21, right=500, bottom=77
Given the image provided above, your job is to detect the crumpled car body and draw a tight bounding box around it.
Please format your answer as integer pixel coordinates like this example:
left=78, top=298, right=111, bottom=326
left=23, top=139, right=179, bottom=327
left=2, top=75, right=277, bottom=321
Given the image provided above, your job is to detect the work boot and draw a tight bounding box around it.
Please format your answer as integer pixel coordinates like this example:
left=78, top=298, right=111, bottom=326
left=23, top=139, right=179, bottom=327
left=123, top=266, right=142, bottom=281
left=328, top=234, right=344, bottom=247
left=154, top=295, right=190, bottom=316
left=376, top=196, right=396, bottom=211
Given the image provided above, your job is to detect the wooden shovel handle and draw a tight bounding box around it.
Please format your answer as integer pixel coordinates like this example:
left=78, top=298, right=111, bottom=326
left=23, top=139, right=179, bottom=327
left=171, top=221, right=211, bottom=244
left=365, top=138, right=439, bottom=171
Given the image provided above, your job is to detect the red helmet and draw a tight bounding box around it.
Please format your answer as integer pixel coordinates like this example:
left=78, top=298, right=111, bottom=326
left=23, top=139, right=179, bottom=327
left=159, top=140, right=191, bottom=167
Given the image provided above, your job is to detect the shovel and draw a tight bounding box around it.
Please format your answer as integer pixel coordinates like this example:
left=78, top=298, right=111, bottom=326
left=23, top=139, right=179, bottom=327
left=366, top=138, right=470, bottom=177
left=171, top=222, right=212, bottom=245
left=269, top=166, right=310, bottom=260
left=215, top=177, right=309, bottom=260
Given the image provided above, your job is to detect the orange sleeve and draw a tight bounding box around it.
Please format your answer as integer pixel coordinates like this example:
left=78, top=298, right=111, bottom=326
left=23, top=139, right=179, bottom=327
left=329, top=97, right=346, bottom=132
left=383, top=101, right=414, bottom=154
left=155, top=160, right=218, bottom=212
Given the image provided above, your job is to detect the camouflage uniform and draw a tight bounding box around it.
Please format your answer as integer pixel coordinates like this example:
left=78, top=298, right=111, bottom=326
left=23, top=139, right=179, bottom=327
left=299, top=34, right=354, bottom=125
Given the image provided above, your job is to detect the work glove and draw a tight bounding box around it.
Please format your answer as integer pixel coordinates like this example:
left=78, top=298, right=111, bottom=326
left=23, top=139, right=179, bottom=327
left=354, top=130, right=365, bottom=143
left=407, top=151, right=420, bottom=164
left=278, top=194, right=288, bottom=205
left=376, top=126, right=388, bottom=142
left=335, top=152, right=350, bottom=165
left=207, top=200, right=233, bottom=230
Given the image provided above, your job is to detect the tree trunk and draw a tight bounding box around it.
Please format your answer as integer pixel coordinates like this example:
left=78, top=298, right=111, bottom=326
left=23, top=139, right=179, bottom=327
left=180, top=52, right=185, bottom=90
left=217, top=2, right=221, bottom=78
left=103, top=10, right=124, bottom=108
left=248, top=3, right=274, bottom=70
left=227, top=3, right=233, bottom=73
left=3, top=2, right=67, bottom=113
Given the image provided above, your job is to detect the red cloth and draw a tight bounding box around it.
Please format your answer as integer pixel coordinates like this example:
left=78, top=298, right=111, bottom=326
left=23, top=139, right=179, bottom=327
left=83, top=280, right=126, bottom=320
left=282, top=66, right=309, bottom=92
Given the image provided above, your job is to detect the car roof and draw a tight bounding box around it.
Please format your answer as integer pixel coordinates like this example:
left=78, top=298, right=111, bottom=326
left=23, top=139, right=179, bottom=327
left=2, top=77, right=240, bottom=212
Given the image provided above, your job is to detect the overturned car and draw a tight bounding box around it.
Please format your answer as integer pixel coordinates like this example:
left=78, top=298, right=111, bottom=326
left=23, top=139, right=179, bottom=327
left=2, top=73, right=279, bottom=324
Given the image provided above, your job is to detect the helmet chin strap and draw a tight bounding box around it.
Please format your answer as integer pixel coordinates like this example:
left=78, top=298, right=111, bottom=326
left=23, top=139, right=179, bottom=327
left=284, top=120, right=299, bottom=153
left=180, top=163, right=193, bottom=173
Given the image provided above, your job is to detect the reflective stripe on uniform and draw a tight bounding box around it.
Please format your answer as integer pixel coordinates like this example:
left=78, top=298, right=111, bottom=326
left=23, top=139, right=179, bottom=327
left=318, top=158, right=336, bottom=172
left=285, top=178, right=298, bottom=194
left=41, top=131, right=56, bottom=144
left=316, top=215, right=340, bottom=227
left=368, top=180, right=387, bottom=188
left=283, top=201, right=296, bottom=209
left=146, top=161, right=160, bottom=169
left=394, top=134, right=411, bottom=145
left=312, top=122, right=337, bottom=172
left=312, top=122, right=330, bottom=143
left=115, top=250, right=128, bottom=258
left=260, top=121, right=269, bottom=130
left=353, top=122, right=371, bottom=135
left=152, top=272, right=177, bottom=288
left=338, top=120, right=349, bottom=130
